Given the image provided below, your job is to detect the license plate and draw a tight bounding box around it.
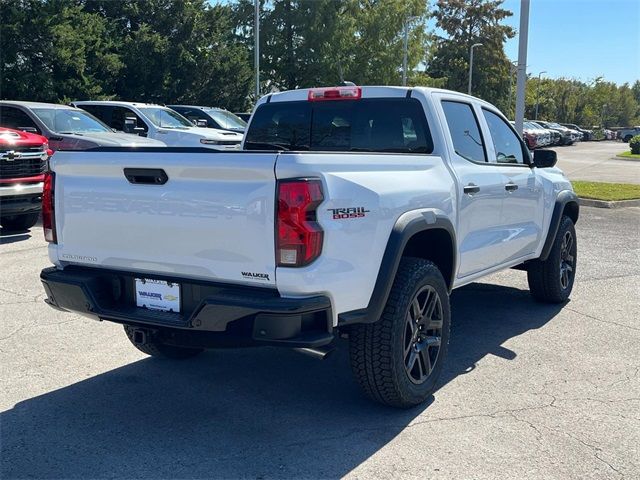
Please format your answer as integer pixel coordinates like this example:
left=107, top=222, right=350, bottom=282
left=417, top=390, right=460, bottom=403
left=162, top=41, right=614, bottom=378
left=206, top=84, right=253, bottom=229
left=135, top=278, right=180, bottom=313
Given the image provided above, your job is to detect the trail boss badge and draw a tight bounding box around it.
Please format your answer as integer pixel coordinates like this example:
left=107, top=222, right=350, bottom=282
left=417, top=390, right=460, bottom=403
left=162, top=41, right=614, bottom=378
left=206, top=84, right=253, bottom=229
left=328, top=207, right=370, bottom=220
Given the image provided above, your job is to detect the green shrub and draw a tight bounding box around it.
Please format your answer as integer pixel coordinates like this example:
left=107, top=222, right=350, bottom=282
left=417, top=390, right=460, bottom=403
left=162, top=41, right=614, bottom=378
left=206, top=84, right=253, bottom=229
left=630, top=135, right=640, bottom=154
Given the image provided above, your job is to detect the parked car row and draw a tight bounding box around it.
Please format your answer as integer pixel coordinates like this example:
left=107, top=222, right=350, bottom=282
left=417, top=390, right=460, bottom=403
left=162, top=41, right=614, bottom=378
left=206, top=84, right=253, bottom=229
left=0, top=100, right=247, bottom=152
left=617, top=126, right=640, bottom=142
left=513, top=120, right=588, bottom=149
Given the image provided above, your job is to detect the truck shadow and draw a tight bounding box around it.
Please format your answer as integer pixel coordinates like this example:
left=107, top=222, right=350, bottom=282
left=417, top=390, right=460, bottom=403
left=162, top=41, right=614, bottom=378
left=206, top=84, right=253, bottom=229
left=0, top=229, right=31, bottom=244
left=1, top=282, right=564, bottom=479
left=0, top=217, right=40, bottom=244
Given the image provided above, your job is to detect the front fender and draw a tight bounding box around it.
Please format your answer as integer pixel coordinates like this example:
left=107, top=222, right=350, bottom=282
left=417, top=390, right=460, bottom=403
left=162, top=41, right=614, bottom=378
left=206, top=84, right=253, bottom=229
left=539, top=190, right=579, bottom=261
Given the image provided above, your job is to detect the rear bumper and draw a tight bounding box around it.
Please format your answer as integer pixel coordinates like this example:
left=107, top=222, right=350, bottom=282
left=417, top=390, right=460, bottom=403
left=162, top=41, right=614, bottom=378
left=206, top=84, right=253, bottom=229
left=40, top=266, right=334, bottom=348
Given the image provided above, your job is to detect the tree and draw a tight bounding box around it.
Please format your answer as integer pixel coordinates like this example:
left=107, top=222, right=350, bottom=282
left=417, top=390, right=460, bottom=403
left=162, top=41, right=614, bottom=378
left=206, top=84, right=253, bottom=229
left=1, top=0, right=253, bottom=111
left=1, top=0, right=122, bottom=102
left=427, top=0, right=515, bottom=111
left=233, top=0, right=433, bottom=93
left=523, top=76, right=640, bottom=127
left=85, top=0, right=253, bottom=110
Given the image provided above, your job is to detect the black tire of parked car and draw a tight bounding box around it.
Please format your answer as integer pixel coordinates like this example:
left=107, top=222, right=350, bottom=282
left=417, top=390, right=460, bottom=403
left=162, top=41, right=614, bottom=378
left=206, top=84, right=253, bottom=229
left=349, top=258, right=451, bottom=408
left=0, top=212, right=40, bottom=231
left=623, top=135, right=633, bottom=143
left=527, top=215, right=577, bottom=303
left=123, top=325, right=204, bottom=359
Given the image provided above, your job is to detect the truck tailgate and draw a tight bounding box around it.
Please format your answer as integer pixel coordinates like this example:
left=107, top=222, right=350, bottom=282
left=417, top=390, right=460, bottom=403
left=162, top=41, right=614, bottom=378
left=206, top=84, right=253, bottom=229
left=51, top=150, right=278, bottom=287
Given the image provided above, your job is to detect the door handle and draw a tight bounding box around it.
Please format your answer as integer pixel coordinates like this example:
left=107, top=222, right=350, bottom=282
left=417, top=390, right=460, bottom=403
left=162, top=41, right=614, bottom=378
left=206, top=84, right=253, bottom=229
left=463, top=183, right=480, bottom=195
left=124, top=168, right=168, bottom=185
left=505, top=183, right=519, bottom=192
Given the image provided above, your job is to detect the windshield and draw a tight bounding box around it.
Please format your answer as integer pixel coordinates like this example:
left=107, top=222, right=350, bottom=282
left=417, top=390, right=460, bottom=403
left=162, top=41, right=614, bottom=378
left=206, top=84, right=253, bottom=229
left=32, top=108, right=111, bottom=134
left=138, top=107, right=193, bottom=129
left=204, top=109, right=247, bottom=130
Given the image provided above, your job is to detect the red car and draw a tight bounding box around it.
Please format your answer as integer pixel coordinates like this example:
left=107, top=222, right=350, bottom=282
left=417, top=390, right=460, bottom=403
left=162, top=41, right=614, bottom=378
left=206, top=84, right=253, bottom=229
left=0, top=128, right=50, bottom=230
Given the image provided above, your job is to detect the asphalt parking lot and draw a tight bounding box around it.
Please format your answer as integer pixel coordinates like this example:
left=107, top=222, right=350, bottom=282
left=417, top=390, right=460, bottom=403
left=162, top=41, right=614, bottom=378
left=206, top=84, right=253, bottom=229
left=554, top=140, right=640, bottom=184
left=2, top=205, right=639, bottom=479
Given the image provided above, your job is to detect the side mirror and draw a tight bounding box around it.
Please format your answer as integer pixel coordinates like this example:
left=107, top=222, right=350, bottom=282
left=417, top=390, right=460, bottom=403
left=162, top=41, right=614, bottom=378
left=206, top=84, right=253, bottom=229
left=19, top=127, right=38, bottom=134
left=196, top=119, right=208, bottom=128
left=123, top=116, right=137, bottom=134
left=533, top=149, right=557, bottom=168
left=132, top=127, right=146, bottom=137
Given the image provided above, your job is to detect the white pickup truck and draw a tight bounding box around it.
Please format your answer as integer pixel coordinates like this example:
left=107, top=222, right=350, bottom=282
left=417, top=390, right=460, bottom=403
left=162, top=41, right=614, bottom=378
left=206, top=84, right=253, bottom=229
left=71, top=101, right=244, bottom=151
left=40, top=86, right=579, bottom=407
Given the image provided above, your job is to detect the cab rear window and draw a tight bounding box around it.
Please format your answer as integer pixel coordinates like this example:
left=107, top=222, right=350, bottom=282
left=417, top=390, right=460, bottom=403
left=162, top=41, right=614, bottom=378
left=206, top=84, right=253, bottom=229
left=245, top=98, right=433, bottom=153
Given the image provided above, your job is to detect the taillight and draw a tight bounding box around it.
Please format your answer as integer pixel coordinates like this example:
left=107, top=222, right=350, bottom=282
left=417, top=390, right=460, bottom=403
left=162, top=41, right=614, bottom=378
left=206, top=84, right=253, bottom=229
left=42, top=171, right=56, bottom=243
left=308, top=86, right=361, bottom=101
left=276, top=179, right=324, bottom=267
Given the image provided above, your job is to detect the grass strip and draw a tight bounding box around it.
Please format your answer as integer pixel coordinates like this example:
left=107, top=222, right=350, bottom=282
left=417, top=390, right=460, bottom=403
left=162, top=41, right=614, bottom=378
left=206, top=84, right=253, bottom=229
left=572, top=181, right=640, bottom=201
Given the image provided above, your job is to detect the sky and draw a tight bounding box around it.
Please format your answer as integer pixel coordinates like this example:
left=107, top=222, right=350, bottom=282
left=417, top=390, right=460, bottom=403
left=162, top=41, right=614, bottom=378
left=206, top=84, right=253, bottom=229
left=500, top=0, right=639, bottom=85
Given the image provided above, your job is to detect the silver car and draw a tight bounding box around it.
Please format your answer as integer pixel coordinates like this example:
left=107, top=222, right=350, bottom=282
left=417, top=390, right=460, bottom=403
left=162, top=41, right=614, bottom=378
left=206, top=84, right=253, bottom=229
left=0, top=101, right=166, bottom=150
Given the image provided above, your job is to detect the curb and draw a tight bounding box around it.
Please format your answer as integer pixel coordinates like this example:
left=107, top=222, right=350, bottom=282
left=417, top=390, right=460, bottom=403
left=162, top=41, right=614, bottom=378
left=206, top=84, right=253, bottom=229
left=613, top=155, right=640, bottom=162
left=579, top=197, right=640, bottom=209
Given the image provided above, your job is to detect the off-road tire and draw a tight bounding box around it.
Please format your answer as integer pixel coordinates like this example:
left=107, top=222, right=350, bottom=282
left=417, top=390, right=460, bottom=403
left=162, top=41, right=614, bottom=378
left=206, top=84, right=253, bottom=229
left=527, top=215, right=577, bottom=303
left=349, top=258, right=451, bottom=408
left=123, top=325, right=204, bottom=359
left=1, top=212, right=40, bottom=231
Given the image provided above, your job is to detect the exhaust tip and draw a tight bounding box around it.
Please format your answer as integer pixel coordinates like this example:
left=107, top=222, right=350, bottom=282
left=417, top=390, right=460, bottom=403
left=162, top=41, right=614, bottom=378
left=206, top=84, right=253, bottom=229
left=293, top=346, right=334, bottom=360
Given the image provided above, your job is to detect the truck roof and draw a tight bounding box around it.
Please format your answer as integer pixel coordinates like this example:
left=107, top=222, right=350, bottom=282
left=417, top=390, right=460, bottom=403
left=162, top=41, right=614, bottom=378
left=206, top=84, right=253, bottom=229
left=167, top=105, right=226, bottom=111
left=264, top=86, right=490, bottom=105
left=72, top=100, right=165, bottom=108
left=0, top=100, right=79, bottom=110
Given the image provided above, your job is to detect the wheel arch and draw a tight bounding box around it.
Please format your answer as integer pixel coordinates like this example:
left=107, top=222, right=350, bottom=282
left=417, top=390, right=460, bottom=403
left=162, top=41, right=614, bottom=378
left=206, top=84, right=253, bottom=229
left=338, top=209, right=456, bottom=326
left=539, top=190, right=579, bottom=261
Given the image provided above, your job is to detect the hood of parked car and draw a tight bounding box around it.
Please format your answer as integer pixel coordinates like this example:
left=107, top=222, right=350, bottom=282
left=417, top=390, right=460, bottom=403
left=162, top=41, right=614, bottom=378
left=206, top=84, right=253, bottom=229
left=187, top=127, right=244, bottom=141
left=58, top=131, right=166, bottom=147
left=0, top=127, right=48, bottom=148
left=153, top=126, right=243, bottom=150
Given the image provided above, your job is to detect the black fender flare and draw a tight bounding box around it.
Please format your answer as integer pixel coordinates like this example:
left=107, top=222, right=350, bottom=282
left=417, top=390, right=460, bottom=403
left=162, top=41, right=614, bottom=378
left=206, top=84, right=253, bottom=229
left=539, top=190, right=579, bottom=261
left=338, top=210, right=456, bottom=326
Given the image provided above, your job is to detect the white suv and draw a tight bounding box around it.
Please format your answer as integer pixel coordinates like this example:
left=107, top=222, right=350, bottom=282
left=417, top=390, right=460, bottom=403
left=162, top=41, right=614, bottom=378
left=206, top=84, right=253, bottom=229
left=72, top=101, right=243, bottom=150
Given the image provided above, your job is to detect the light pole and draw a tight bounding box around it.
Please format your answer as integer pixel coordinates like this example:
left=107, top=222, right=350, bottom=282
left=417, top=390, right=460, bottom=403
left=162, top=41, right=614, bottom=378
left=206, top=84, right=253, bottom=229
left=402, top=16, right=419, bottom=86
left=514, top=0, right=530, bottom=134
left=254, top=0, right=260, bottom=99
left=467, top=43, right=483, bottom=95
left=508, top=60, right=518, bottom=118
left=534, top=70, right=546, bottom=120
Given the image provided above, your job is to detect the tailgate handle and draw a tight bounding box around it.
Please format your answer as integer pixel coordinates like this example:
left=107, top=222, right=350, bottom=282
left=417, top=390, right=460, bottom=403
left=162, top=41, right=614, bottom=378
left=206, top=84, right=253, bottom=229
left=124, top=168, right=168, bottom=185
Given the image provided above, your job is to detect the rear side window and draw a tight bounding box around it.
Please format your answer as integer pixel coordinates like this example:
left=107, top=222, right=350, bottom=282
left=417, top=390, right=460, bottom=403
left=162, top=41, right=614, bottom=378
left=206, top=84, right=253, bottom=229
left=245, top=98, right=432, bottom=153
left=441, top=101, right=486, bottom=163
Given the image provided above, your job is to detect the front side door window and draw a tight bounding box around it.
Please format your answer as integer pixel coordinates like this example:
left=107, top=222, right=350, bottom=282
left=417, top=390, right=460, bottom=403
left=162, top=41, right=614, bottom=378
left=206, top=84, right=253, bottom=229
left=482, top=109, right=526, bottom=165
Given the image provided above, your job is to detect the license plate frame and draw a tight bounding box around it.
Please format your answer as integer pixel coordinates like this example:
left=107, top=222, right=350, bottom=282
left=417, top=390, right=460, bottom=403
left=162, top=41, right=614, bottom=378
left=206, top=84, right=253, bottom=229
left=134, top=278, right=181, bottom=313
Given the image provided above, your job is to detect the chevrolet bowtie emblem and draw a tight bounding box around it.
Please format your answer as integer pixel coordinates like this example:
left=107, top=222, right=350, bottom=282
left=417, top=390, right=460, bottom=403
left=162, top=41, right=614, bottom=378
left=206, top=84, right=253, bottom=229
left=1, top=150, right=22, bottom=161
